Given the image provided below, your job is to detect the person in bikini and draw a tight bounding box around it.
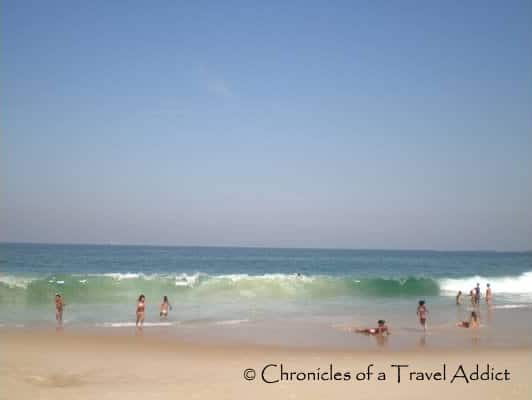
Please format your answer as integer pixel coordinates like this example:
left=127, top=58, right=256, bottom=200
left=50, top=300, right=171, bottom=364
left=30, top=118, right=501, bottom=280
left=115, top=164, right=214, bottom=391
left=160, top=295, right=172, bottom=319
left=354, top=320, right=390, bottom=336
left=457, top=311, right=479, bottom=328
left=55, top=293, right=64, bottom=325
left=417, top=300, right=428, bottom=331
left=136, top=294, right=146, bottom=328
left=485, top=283, right=493, bottom=305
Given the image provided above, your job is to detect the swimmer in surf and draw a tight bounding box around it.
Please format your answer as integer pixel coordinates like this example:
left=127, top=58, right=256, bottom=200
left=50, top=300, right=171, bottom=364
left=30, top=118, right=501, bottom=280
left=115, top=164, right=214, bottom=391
left=136, top=294, right=146, bottom=328
left=160, top=295, right=172, bottom=319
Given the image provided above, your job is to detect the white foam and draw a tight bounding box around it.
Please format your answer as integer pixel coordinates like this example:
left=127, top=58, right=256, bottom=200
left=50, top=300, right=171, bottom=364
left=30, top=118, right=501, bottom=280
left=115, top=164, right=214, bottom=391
left=439, top=271, right=532, bottom=295
left=216, top=273, right=315, bottom=283
left=0, top=323, right=26, bottom=328
left=97, top=321, right=176, bottom=328
left=213, top=319, right=249, bottom=325
left=174, top=273, right=203, bottom=287
left=491, top=304, right=531, bottom=310
left=0, top=275, right=37, bottom=289
left=102, top=272, right=142, bottom=280
left=43, top=272, right=318, bottom=287
left=98, top=272, right=202, bottom=284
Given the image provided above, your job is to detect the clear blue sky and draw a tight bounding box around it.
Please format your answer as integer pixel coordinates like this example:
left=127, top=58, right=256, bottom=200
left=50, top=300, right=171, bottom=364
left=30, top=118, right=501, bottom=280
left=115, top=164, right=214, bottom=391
left=2, top=0, right=531, bottom=250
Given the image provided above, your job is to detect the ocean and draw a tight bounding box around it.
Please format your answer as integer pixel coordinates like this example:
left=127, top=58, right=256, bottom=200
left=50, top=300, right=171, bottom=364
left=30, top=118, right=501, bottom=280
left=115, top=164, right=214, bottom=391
left=1, top=243, right=531, bottom=349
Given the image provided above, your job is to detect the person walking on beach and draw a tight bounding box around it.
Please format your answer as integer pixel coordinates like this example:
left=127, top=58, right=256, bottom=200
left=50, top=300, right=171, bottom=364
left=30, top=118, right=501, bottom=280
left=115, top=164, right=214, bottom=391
left=417, top=300, right=428, bottom=331
left=136, top=294, right=146, bottom=328
left=485, top=283, right=493, bottom=305
left=55, top=293, right=64, bottom=325
left=160, top=295, right=172, bottom=319
left=456, top=291, right=462, bottom=305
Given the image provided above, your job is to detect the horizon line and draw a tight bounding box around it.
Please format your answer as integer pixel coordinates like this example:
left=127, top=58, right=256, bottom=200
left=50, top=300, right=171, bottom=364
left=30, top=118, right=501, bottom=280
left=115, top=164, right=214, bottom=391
left=1, top=241, right=530, bottom=254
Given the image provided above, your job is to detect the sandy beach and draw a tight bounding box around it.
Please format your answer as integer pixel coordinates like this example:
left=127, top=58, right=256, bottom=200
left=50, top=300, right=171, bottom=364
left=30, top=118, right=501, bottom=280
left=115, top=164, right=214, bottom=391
left=2, top=329, right=529, bottom=400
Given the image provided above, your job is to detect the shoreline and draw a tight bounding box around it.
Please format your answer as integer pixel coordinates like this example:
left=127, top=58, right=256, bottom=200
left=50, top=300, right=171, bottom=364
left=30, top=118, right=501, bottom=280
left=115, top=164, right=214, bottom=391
left=2, top=304, right=530, bottom=352
left=2, top=326, right=532, bottom=354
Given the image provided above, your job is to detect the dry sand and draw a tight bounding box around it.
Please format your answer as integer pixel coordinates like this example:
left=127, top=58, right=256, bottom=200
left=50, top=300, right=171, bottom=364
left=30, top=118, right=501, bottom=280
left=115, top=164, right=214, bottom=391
left=1, top=329, right=530, bottom=400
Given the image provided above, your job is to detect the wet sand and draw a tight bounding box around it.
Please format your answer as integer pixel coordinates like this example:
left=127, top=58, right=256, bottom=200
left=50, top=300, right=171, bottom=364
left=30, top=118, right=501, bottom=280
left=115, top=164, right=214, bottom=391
left=2, top=329, right=530, bottom=400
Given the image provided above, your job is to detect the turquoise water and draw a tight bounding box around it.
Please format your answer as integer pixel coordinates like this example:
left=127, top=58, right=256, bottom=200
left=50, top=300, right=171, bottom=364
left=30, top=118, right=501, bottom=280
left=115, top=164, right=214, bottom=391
left=1, top=243, right=531, bottom=348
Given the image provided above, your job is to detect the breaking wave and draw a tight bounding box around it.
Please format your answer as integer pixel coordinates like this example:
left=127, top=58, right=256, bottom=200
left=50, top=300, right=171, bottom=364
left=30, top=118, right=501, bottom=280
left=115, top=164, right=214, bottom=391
left=1, top=271, right=531, bottom=304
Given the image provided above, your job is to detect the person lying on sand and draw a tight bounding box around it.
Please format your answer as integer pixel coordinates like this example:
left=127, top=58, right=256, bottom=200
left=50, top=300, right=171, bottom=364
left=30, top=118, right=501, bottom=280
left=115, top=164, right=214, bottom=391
left=457, top=311, right=479, bottom=329
left=353, top=320, right=390, bottom=335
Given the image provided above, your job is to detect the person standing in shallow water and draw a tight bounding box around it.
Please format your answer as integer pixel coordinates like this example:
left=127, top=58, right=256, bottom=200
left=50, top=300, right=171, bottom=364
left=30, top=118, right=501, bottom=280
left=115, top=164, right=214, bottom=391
left=136, top=294, right=146, bottom=328
left=474, top=283, right=481, bottom=305
left=417, top=300, right=428, bottom=332
left=160, top=296, right=172, bottom=319
left=55, top=293, right=64, bottom=325
left=486, top=283, right=493, bottom=305
left=456, top=291, right=462, bottom=305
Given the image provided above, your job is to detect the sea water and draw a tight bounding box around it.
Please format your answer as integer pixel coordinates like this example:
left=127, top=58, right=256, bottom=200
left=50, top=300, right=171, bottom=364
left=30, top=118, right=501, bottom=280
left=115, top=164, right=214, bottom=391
left=1, top=243, right=531, bottom=349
